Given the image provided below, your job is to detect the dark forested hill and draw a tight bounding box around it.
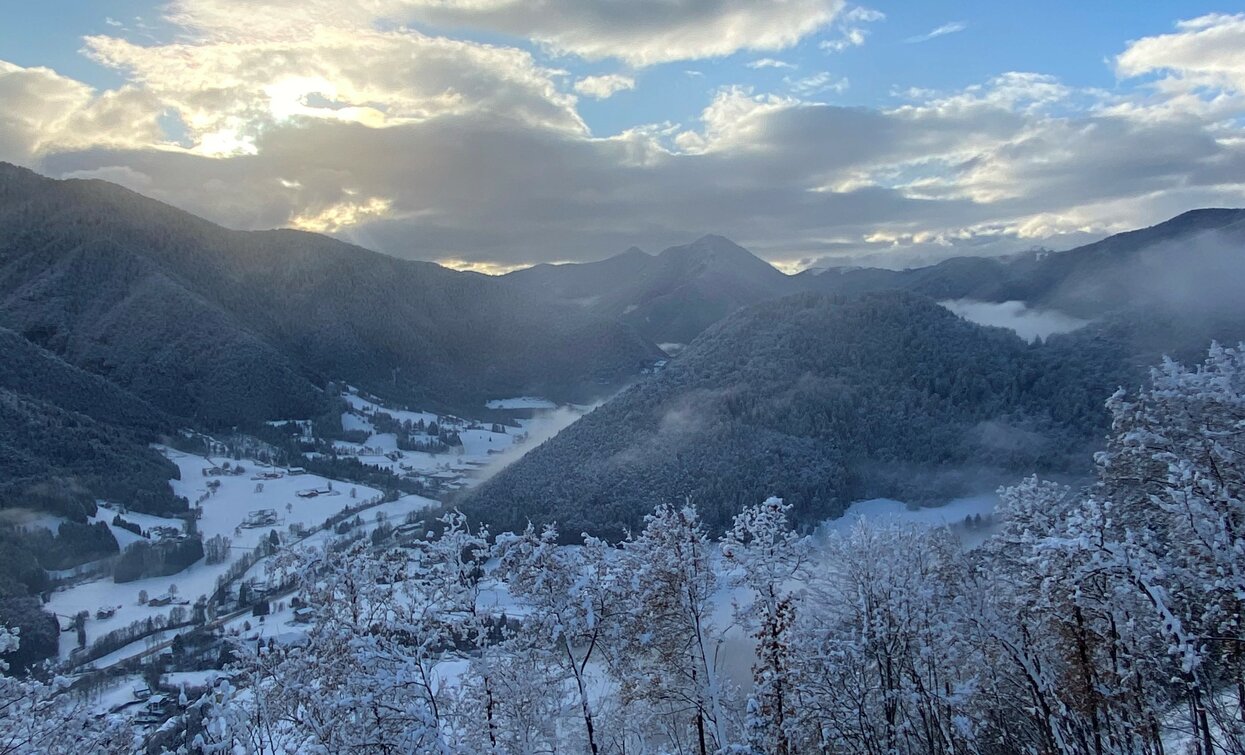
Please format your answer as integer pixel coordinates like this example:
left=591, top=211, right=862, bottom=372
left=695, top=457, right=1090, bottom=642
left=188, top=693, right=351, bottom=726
left=0, top=326, right=170, bottom=433
left=460, top=291, right=1138, bottom=539
left=0, top=328, right=182, bottom=517
left=0, top=163, right=661, bottom=424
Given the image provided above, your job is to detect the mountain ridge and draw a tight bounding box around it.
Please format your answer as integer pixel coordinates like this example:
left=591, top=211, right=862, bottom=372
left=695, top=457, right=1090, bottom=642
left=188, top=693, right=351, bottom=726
left=0, top=163, right=663, bottom=424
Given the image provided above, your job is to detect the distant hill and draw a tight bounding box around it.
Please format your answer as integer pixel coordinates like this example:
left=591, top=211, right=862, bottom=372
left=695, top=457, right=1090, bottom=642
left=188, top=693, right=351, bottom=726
left=463, top=202, right=1245, bottom=539
left=0, top=163, right=662, bottom=425
left=802, top=208, right=1245, bottom=318
left=460, top=292, right=1138, bottom=540
left=503, top=234, right=790, bottom=346
left=503, top=209, right=1245, bottom=349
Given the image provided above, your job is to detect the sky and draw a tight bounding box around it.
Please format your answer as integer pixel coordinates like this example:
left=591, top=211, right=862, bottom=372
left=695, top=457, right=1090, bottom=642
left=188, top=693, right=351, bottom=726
left=1, top=1, right=1243, bottom=273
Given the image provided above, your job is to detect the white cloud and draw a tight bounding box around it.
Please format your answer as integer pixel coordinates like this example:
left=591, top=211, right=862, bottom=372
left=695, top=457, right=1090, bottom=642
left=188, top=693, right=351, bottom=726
left=161, top=0, right=847, bottom=67
left=411, top=0, right=847, bottom=66
left=940, top=300, right=1089, bottom=342
left=84, top=24, right=583, bottom=157
left=573, top=74, right=635, bottom=99
left=905, top=21, right=967, bottom=44
left=1117, top=14, right=1245, bottom=89
left=4, top=5, right=1245, bottom=274
left=785, top=72, right=849, bottom=96
left=0, top=61, right=162, bottom=165
left=1113, top=13, right=1245, bottom=124
left=748, top=58, right=797, bottom=70
left=819, top=5, right=884, bottom=52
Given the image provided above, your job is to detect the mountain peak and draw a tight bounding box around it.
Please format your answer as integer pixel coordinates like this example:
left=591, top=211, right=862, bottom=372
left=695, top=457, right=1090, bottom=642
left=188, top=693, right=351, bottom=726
left=658, top=234, right=785, bottom=281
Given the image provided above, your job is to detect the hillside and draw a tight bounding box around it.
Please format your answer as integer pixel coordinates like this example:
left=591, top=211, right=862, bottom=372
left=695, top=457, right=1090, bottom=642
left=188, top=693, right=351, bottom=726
left=0, top=327, right=183, bottom=517
left=460, top=291, right=1134, bottom=539
left=804, top=208, right=1245, bottom=317
left=503, top=234, right=791, bottom=346
left=0, top=163, right=661, bottom=424
left=504, top=209, right=1245, bottom=351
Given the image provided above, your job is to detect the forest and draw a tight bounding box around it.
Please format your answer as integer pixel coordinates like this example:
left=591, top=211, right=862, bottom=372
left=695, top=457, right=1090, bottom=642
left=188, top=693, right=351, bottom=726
left=464, top=291, right=1143, bottom=539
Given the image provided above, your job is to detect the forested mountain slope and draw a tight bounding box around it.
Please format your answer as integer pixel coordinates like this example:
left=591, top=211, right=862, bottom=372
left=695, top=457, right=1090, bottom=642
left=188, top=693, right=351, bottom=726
left=0, top=163, right=661, bottom=423
left=0, top=328, right=182, bottom=516
left=503, top=234, right=791, bottom=345
left=803, top=208, right=1245, bottom=318
left=505, top=209, right=1245, bottom=349
left=461, top=291, right=1133, bottom=539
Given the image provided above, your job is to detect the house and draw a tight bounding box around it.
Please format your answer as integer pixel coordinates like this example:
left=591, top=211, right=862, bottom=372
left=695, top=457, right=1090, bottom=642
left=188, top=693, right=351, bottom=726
left=393, top=522, right=425, bottom=539
left=148, top=594, right=174, bottom=607
left=291, top=607, right=316, bottom=624
left=287, top=467, right=307, bottom=476
left=241, top=509, right=279, bottom=528
left=95, top=606, right=117, bottom=620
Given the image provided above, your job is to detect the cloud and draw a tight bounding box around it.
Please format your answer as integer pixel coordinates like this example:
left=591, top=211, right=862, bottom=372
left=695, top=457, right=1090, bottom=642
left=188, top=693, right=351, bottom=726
left=573, top=74, right=636, bottom=99
left=785, top=72, right=849, bottom=96
left=905, top=21, right=967, bottom=44
left=939, top=300, right=1089, bottom=342
left=0, top=61, right=162, bottom=164
left=819, top=5, right=884, bottom=52
left=1116, top=14, right=1245, bottom=88
left=1113, top=13, right=1245, bottom=124
left=748, top=58, right=797, bottom=70
left=83, top=24, right=584, bottom=158
left=162, top=0, right=847, bottom=67
left=4, top=6, right=1245, bottom=274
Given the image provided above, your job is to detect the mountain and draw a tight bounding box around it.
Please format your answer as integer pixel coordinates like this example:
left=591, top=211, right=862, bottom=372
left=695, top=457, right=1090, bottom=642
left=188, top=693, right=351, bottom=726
left=0, top=163, right=661, bottom=424
left=503, top=234, right=790, bottom=347
left=503, top=209, right=1245, bottom=351
left=0, top=327, right=182, bottom=517
left=459, top=291, right=1135, bottom=540
left=803, top=208, right=1245, bottom=318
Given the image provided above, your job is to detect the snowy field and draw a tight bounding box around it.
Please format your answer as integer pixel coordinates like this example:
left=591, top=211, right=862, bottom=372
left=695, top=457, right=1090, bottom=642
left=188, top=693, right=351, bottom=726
left=46, top=389, right=576, bottom=670
left=335, top=393, right=583, bottom=485
left=817, top=494, right=998, bottom=536
left=485, top=397, right=558, bottom=410
left=46, top=449, right=391, bottom=661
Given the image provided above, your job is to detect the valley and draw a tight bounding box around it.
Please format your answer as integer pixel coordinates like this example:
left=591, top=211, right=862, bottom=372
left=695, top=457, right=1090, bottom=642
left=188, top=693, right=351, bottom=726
left=1, top=166, right=1243, bottom=752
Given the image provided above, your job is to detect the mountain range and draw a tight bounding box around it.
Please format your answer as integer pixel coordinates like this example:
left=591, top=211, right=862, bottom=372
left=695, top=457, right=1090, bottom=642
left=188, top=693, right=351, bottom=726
left=0, top=163, right=661, bottom=428
left=3, top=161, right=1245, bottom=536
left=502, top=207, right=1245, bottom=349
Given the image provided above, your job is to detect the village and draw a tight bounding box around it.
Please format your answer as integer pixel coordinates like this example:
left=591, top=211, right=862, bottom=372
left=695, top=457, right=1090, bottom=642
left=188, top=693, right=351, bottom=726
left=31, top=387, right=578, bottom=731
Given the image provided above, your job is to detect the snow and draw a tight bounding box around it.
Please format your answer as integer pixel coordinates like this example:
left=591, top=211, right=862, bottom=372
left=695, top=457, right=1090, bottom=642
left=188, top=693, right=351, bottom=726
left=89, top=513, right=147, bottom=549
left=333, top=394, right=581, bottom=489
left=74, top=674, right=148, bottom=716
left=341, top=412, right=375, bottom=433
left=818, top=494, right=998, bottom=536
left=163, top=670, right=224, bottom=690
left=342, top=393, right=438, bottom=426
left=47, top=451, right=384, bottom=662
left=485, top=396, right=558, bottom=410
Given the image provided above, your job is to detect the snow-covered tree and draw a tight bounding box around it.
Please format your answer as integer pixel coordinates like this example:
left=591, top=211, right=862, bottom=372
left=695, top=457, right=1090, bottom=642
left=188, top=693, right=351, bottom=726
left=721, top=497, right=808, bottom=754
left=0, top=626, right=133, bottom=754
left=614, top=502, right=733, bottom=754
left=496, top=522, right=619, bottom=755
